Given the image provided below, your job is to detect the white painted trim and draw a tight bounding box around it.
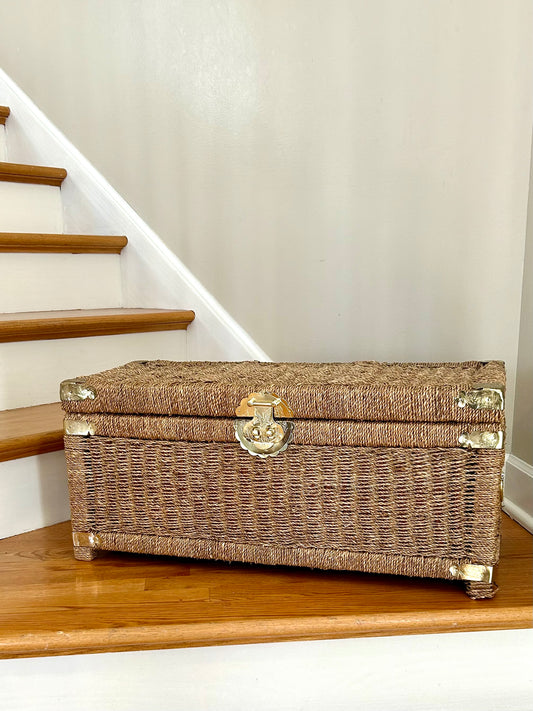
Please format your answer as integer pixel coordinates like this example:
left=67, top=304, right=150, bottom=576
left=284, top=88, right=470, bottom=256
left=503, top=454, right=533, bottom=533
left=504, top=499, right=533, bottom=535
left=0, top=68, right=270, bottom=362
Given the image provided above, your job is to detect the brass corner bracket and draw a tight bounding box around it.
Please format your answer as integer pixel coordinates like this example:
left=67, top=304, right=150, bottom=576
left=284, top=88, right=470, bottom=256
left=72, top=531, right=101, bottom=548
left=449, top=563, right=493, bottom=583
left=64, top=418, right=95, bottom=436
left=60, top=379, right=96, bottom=402
left=458, top=430, right=504, bottom=450
left=455, top=384, right=504, bottom=411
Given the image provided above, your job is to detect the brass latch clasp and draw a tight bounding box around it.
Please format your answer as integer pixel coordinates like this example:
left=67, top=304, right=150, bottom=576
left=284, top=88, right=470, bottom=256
left=235, top=392, right=294, bottom=458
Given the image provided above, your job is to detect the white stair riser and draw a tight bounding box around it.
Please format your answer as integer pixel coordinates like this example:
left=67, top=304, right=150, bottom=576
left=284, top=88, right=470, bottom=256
left=0, top=182, right=63, bottom=232
left=0, top=451, right=70, bottom=539
left=0, top=253, right=123, bottom=312
left=0, top=125, right=6, bottom=160
left=0, top=329, right=187, bottom=410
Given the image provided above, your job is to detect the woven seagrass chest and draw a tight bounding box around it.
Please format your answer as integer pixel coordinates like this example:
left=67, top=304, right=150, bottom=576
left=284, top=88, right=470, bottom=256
left=61, top=360, right=505, bottom=599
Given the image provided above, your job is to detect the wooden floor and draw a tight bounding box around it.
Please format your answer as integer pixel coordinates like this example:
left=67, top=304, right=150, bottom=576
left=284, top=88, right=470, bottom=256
left=0, top=514, right=531, bottom=659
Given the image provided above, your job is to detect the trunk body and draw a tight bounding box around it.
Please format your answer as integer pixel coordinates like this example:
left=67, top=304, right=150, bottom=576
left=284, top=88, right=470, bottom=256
left=62, top=360, right=506, bottom=598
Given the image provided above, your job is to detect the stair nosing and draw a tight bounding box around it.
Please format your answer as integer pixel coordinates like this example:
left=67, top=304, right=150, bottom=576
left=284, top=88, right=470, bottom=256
left=0, top=308, right=195, bottom=343
left=0, top=402, right=64, bottom=463
left=0, top=233, right=128, bottom=254
left=0, top=431, right=64, bottom=463
left=0, top=161, right=67, bottom=187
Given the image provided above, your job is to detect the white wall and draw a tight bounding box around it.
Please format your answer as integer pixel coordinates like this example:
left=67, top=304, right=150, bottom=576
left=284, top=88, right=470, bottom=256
left=0, top=1, right=532, bottom=431
left=513, top=141, right=533, bottom=466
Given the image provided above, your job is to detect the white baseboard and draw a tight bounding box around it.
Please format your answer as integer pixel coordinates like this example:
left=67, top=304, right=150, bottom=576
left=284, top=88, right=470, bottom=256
left=0, top=68, right=270, bottom=362
left=503, top=454, right=533, bottom=533
left=0, top=452, right=70, bottom=539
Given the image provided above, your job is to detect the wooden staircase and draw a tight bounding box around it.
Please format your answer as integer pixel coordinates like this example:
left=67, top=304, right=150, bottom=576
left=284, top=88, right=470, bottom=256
left=0, top=105, right=195, bottom=534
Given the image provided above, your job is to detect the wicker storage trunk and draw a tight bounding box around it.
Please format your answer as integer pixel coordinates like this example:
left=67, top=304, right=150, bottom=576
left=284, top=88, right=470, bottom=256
left=61, top=360, right=506, bottom=599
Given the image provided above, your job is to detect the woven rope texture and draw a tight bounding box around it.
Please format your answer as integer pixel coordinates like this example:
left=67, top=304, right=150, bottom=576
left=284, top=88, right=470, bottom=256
left=65, top=437, right=502, bottom=565
left=66, top=412, right=504, bottom=449
left=63, top=360, right=506, bottom=423
left=83, top=530, right=480, bottom=583
left=465, top=581, right=498, bottom=599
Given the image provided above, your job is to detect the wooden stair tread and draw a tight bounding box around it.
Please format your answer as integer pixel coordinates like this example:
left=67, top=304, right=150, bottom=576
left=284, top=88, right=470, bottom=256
left=0, top=233, right=128, bottom=254
left=0, top=514, right=530, bottom=659
left=0, top=106, right=10, bottom=125
left=0, top=161, right=67, bottom=187
left=0, top=403, right=64, bottom=463
left=0, top=308, right=195, bottom=342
